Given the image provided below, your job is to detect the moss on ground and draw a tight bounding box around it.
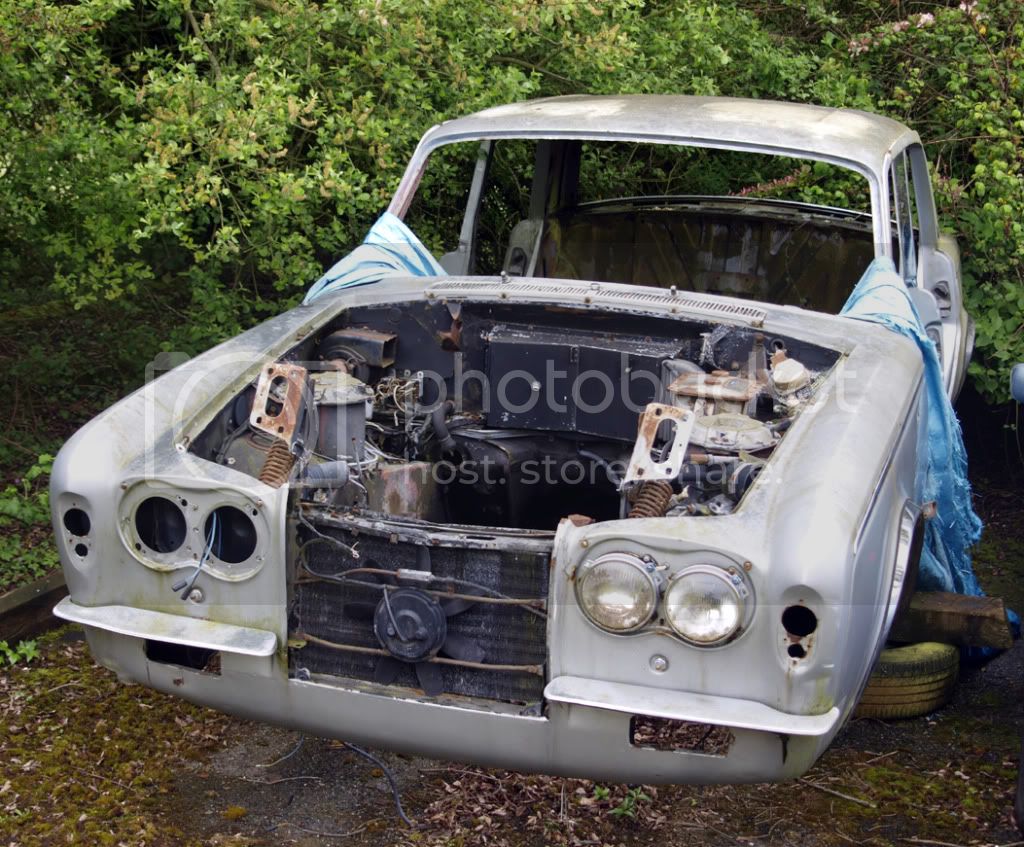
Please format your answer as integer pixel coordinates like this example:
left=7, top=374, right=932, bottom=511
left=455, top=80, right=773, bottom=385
left=9, top=630, right=1018, bottom=847
left=0, top=628, right=235, bottom=846
left=971, top=479, right=1024, bottom=614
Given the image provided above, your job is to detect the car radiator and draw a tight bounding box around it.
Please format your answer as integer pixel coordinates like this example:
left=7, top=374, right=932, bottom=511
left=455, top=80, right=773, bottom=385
left=289, top=523, right=549, bottom=706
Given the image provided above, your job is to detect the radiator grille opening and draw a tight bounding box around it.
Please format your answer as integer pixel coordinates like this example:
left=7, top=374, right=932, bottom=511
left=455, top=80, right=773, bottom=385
left=290, top=521, right=549, bottom=706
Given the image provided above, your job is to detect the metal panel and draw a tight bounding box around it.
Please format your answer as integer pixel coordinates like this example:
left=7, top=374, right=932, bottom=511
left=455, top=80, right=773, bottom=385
left=483, top=323, right=680, bottom=440
left=430, top=279, right=768, bottom=326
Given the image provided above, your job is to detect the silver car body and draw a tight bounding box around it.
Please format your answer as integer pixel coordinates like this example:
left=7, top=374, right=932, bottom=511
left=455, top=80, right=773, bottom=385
left=52, top=96, right=966, bottom=783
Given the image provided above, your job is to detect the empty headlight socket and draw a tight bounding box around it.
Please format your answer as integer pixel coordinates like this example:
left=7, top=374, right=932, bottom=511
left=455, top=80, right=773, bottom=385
left=117, top=481, right=268, bottom=582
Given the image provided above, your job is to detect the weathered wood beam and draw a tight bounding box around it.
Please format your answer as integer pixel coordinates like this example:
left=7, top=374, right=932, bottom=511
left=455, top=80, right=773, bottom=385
left=0, top=570, right=67, bottom=642
left=890, top=591, right=1013, bottom=650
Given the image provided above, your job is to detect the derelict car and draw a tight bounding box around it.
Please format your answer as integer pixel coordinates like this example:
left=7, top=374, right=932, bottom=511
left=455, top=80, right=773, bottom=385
left=52, top=96, right=973, bottom=784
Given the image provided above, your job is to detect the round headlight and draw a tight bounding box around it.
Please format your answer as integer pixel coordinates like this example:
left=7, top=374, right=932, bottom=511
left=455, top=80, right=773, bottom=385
left=576, top=552, right=658, bottom=633
left=665, top=566, right=745, bottom=646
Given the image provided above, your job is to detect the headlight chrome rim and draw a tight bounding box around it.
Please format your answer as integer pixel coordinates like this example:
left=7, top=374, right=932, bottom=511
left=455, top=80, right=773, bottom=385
left=664, top=564, right=748, bottom=647
left=575, top=552, right=660, bottom=634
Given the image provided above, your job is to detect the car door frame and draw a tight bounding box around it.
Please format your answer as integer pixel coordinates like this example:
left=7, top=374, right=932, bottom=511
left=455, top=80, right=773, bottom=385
left=883, top=142, right=972, bottom=398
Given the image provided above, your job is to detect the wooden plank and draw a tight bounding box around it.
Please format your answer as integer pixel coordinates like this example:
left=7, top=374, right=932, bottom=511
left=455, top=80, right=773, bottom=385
left=0, top=570, right=67, bottom=643
left=889, top=591, right=1013, bottom=650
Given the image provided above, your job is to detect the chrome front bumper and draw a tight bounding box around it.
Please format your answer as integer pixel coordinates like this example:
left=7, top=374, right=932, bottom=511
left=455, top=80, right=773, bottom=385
left=60, top=599, right=842, bottom=784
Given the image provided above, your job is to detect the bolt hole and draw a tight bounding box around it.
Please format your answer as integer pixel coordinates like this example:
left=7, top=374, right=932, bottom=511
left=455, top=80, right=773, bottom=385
left=782, top=605, right=817, bottom=637
left=787, top=644, right=806, bottom=659
left=74, top=543, right=88, bottom=557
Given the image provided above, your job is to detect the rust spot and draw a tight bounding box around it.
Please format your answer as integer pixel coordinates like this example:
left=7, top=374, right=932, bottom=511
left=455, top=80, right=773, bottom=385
left=438, top=317, right=463, bottom=351
left=566, top=514, right=594, bottom=527
left=249, top=362, right=308, bottom=443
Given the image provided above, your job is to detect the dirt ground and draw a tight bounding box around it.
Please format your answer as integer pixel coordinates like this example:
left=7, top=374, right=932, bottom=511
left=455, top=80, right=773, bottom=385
left=2, top=479, right=1022, bottom=847
left=161, top=638, right=1024, bottom=847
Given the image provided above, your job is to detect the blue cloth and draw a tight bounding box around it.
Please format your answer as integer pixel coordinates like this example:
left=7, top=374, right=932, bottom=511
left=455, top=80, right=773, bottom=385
left=304, top=212, right=446, bottom=304
left=841, top=258, right=983, bottom=596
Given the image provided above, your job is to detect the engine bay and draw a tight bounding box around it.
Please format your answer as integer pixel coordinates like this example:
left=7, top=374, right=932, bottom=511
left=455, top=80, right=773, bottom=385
left=192, top=300, right=839, bottom=531
left=185, top=299, right=839, bottom=701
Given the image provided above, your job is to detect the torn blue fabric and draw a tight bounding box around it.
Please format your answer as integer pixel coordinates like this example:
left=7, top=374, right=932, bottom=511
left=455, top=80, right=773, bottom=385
left=304, top=212, right=446, bottom=304
left=841, top=258, right=983, bottom=596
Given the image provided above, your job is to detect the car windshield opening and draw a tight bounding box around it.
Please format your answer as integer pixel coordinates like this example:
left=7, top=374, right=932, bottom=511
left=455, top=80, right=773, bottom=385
left=401, top=139, right=875, bottom=314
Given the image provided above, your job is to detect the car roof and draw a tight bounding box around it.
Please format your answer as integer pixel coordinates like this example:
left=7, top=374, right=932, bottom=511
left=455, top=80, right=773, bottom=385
left=420, top=95, right=916, bottom=177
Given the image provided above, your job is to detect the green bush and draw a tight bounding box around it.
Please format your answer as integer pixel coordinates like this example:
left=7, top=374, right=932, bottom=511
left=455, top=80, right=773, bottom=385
left=835, top=0, right=1024, bottom=400
left=0, top=0, right=839, bottom=347
left=0, top=0, right=1021, bottom=399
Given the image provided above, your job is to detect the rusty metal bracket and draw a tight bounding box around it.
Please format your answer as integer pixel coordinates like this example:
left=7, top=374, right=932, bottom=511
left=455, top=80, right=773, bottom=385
left=250, top=363, right=309, bottom=443
left=622, top=403, right=695, bottom=487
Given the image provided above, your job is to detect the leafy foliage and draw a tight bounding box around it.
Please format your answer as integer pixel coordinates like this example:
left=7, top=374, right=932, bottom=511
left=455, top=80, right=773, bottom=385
left=0, top=455, right=58, bottom=592
left=0, top=639, right=39, bottom=665
left=0, top=0, right=1021, bottom=399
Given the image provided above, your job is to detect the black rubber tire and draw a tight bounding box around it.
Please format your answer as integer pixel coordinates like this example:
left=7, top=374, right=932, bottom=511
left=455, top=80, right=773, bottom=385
left=854, top=642, right=959, bottom=720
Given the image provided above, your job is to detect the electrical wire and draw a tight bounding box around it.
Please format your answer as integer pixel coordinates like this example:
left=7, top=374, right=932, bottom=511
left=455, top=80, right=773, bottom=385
left=172, top=512, right=217, bottom=600
left=381, top=587, right=407, bottom=641
left=341, top=742, right=414, bottom=828
left=298, top=553, right=547, bottom=618
left=578, top=449, right=622, bottom=485
left=256, top=735, right=305, bottom=769
left=296, top=509, right=360, bottom=559
left=214, top=422, right=251, bottom=464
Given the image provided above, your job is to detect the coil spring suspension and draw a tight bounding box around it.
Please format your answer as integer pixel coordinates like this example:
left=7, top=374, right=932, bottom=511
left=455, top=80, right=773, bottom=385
left=628, top=480, right=673, bottom=518
left=259, top=439, right=296, bottom=488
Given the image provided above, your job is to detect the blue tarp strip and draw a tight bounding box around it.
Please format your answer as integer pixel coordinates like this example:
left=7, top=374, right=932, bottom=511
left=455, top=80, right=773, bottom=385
left=304, top=212, right=446, bottom=304
left=841, top=259, right=1019, bottom=644
left=841, top=258, right=984, bottom=594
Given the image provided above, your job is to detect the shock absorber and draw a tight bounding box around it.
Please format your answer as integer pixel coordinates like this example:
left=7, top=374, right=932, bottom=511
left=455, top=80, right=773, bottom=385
left=628, top=480, right=673, bottom=518
left=258, top=439, right=296, bottom=488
